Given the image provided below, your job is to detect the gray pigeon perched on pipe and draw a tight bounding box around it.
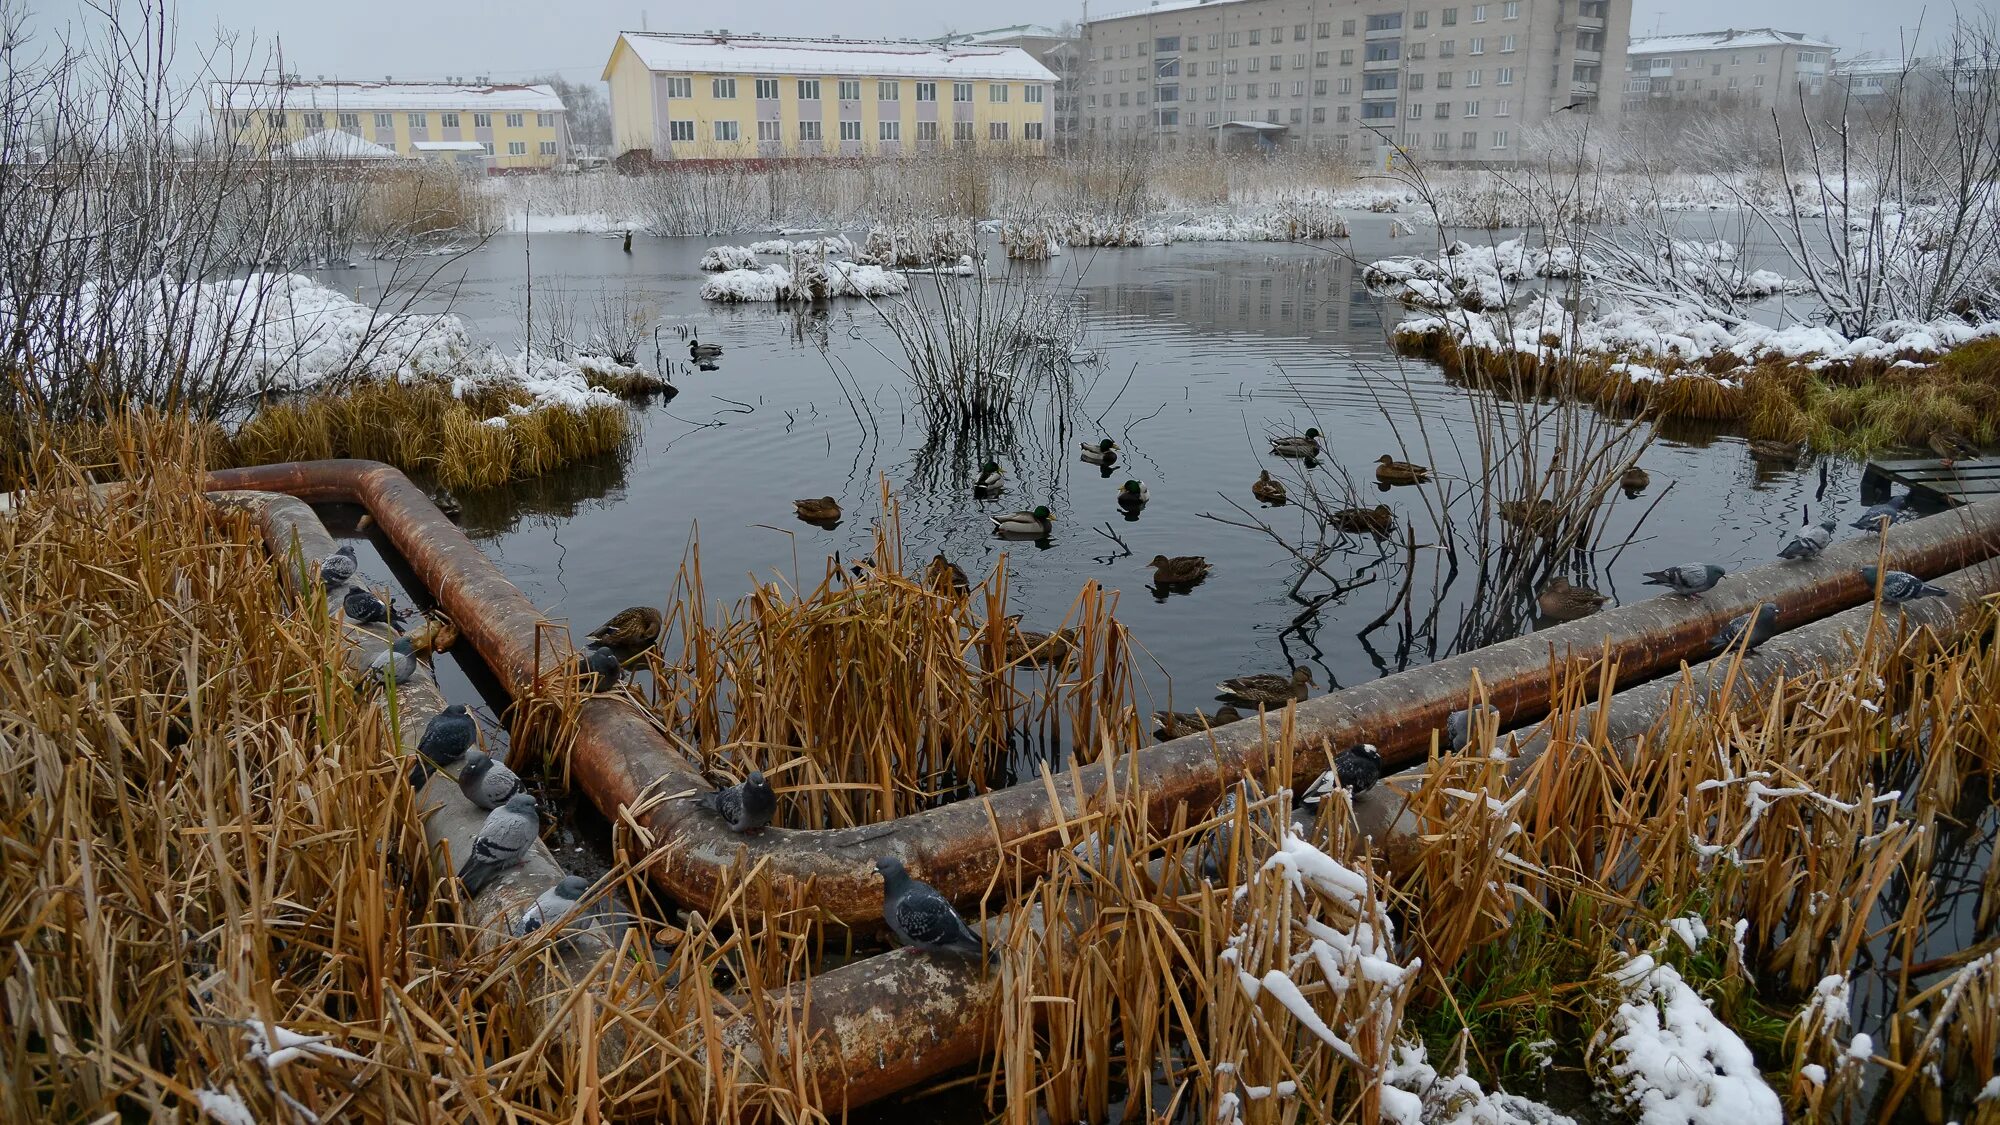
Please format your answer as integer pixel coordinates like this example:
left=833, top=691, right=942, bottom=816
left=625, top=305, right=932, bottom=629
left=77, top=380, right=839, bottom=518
left=697, top=769, right=777, bottom=833
left=1711, top=602, right=1781, bottom=655
left=518, top=875, right=592, bottom=936
left=1778, top=518, right=1837, bottom=561
left=875, top=856, right=994, bottom=965
left=1852, top=494, right=1912, bottom=532
left=1861, top=566, right=1948, bottom=604
left=1642, top=563, right=1725, bottom=597
left=1445, top=703, right=1501, bottom=752
left=1198, top=783, right=1243, bottom=882
left=583, top=644, right=623, bottom=692
left=343, top=585, right=390, bottom=627
left=458, top=792, right=540, bottom=896
left=458, top=748, right=522, bottom=811
left=319, top=544, right=358, bottom=587
left=366, top=636, right=419, bottom=688
left=408, top=704, right=477, bottom=787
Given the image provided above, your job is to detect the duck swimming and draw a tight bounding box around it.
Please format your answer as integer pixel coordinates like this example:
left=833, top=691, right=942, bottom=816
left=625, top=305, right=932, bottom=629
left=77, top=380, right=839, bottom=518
left=689, top=334, right=722, bottom=361
left=1081, top=439, right=1120, bottom=466
left=1251, top=470, right=1287, bottom=505
left=1270, top=429, right=1322, bottom=458
left=1148, top=554, right=1211, bottom=587
left=991, top=506, right=1054, bottom=536
left=1375, top=455, right=1430, bottom=485
left=794, top=496, right=842, bottom=524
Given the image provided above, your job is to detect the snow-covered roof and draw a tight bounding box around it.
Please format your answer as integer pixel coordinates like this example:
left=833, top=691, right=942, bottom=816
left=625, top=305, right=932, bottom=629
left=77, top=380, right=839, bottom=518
left=1211, top=120, right=1287, bottom=130
left=1627, top=28, right=1837, bottom=57
left=608, top=32, right=1058, bottom=82
left=283, top=130, right=401, bottom=160
left=411, top=140, right=488, bottom=151
left=211, top=81, right=565, bottom=113
left=1092, top=0, right=1230, bottom=26
left=943, top=24, right=1070, bottom=45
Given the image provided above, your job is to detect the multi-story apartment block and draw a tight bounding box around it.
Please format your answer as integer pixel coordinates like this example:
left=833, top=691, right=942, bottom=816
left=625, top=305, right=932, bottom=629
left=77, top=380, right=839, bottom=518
left=211, top=81, right=570, bottom=170
left=602, top=32, right=1058, bottom=161
left=1080, top=0, right=1629, bottom=162
left=1621, top=29, right=1835, bottom=114
left=940, top=25, right=1084, bottom=142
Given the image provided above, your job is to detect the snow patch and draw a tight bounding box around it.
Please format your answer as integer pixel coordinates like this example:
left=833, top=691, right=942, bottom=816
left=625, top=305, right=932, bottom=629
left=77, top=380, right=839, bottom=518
left=1596, top=954, right=1783, bottom=1125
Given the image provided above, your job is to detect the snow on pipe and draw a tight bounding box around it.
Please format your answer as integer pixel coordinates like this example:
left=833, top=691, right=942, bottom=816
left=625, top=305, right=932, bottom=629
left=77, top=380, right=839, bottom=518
left=205, top=461, right=2000, bottom=930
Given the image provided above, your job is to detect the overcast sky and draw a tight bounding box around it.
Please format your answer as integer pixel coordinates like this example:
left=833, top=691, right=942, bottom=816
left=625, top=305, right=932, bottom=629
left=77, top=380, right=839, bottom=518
left=19, top=0, right=1993, bottom=88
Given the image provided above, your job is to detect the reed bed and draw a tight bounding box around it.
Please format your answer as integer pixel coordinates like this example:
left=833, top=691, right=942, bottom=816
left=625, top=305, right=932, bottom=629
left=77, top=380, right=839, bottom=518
left=228, top=377, right=633, bottom=491
left=650, top=497, right=1138, bottom=828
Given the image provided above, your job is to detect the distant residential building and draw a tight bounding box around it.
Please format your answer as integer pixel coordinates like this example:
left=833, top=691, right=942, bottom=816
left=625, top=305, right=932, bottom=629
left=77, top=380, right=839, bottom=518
left=1080, top=0, right=1629, bottom=163
left=1622, top=28, right=1835, bottom=113
left=602, top=32, right=1058, bottom=161
left=1833, top=54, right=1999, bottom=104
left=211, top=80, right=570, bottom=170
left=940, top=25, right=1083, bottom=142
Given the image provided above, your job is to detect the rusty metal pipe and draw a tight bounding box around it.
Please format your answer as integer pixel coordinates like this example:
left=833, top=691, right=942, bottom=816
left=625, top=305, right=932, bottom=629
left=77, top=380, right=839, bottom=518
left=206, top=461, right=2000, bottom=929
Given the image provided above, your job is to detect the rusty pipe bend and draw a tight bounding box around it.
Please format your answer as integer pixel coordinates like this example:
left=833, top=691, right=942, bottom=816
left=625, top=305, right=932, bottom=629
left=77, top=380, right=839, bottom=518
left=206, top=461, right=2000, bottom=929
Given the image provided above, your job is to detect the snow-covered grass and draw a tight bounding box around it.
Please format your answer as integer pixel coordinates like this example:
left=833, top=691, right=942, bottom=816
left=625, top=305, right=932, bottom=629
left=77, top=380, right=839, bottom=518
left=700, top=257, right=908, bottom=303
left=1590, top=954, right=1783, bottom=1125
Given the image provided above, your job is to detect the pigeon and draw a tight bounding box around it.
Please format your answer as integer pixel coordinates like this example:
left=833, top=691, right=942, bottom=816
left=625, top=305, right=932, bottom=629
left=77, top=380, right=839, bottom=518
left=1861, top=566, right=1948, bottom=604
left=343, top=585, right=390, bottom=628
left=582, top=644, right=623, bottom=692
left=365, top=637, right=419, bottom=688
left=1290, top=769, right=1339, bottom=835
left=1642, top=563, right=1725, bottom=597
left=1851, top=494, right=1913, bottom=532
left=1444, top=704, right=1501, bottom=752
left=458, top=793, right=540, bottom=896
left=408, top=704, right=477, bottom=787
left=875, top=856, right=994, bottom=965
left=518, top=874, right=592, bottom=936
left=319, top=544, right=358, bottom=587
left=1778, top=518, right=1837, bottom=561
left=458, top=748, right=523, bottom=811
left=1331, top=743, right=1384, bottom=795
left=1711, top=602, right=1781, bottom=655
left=697, top=769, right=777, bottom=833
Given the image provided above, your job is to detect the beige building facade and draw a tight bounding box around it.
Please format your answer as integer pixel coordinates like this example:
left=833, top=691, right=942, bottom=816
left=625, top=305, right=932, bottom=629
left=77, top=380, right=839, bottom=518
left=1622, top=28, right=1834, bottom=114
left=1080, top=0, right=1630, bottom=163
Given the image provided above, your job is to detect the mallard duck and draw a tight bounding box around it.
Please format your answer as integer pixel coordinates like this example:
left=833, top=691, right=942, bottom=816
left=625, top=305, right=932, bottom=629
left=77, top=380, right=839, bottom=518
left=1216, top=666, right=1314, bottom=706
left=1081, top=439, right=1120, bottom=466
left=1929, top=428, right=1979, bottom=468
left=925, top=553, right=970, bottom=596
left=1499, top=498, right=1560, bottom=528
left=1270, top=429, right=1322, bottom=458
left=1000, top=616, right=1078, bottom=667
left=1152, top=705, right=1243, bottom=739
left=587, top=606, right=664, bottom=654
left=1747, top=438, right=1803, bottom=464
left=1330, top=504, right=1395, bottom=536
left=1148, top=554, right=1211, bottom=587
left=1117, top=480, right=1150, bottom=510
left=1252, top=470, right=1287, bottom=505
left=991, top=506, right=1054, bottom=536
left=1536, top=576, right=1608, bottom=621
left=794, top=496, right=842, bottom=524
left=1620, top=466, right=1650, bottom=493
left=974, top=461, right=1006, bottom=495
left=690, top=334, right=722, bottom=360
left=407, top=614, right=460, bottom=656
left=1375, top=454, right=1430, bottom=485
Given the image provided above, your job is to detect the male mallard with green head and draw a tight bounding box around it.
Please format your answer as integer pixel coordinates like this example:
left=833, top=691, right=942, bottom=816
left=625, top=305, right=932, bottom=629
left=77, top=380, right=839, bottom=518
left=794, top=496, right=842, bottom=524
left=1081, top=439, right=1120, bottom=466
left=1375, top=454, right=1430, bottom=485
left=1216, top=666, right=1314, bottom=706
left=1117, top=480, right=1150, bottom=511
left=974, top=461, right=1006, bottom=495
left=1252, top=470, right=1287, bottom=505
left=689, top=334, right=723, bottom=361
left=1270, top=429, right=1322, bottom=458
left=1148, top=554, right=1211, bottom=587
left=1536, top=576, right=1608, bottom=621
left=991, top=506, right=1054, bottom=536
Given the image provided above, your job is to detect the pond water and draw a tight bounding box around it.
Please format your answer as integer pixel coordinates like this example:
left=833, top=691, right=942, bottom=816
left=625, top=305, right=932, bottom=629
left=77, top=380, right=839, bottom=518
left=321, top=211, right=1864, bottom=732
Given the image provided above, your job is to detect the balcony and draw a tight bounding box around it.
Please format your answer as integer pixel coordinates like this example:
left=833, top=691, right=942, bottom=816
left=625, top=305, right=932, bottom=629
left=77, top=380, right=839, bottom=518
left=1360, top=86, right=1400, bottom=99
left=1365, top=26, right=1403, bottom=41
left=1571, top=80, right=1600, bottom=96
left=1573, top=48, right=1601, bottom=64
left=1363, top=56, right=1401, bottom=71
left=1574, top=14, right=1605, bottom=30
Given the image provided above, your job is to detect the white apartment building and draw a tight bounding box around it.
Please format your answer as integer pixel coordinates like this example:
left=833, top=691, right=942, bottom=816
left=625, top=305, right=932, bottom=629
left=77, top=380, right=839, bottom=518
left=1080, top=0, right=1631, bottom=163
left=1622, top=28, right=1835, bottom=114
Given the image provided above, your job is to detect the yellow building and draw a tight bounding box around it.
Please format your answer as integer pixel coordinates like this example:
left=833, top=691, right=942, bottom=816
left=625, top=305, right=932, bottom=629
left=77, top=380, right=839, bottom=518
left=602, top=32, right=1058, bottom=161
left=211, top=80, right=570, bottom=171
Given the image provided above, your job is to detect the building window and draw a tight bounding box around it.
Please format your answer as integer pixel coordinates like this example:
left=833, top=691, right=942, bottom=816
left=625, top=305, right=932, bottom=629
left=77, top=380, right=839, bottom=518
left=953, top=82, right=973, bottom=102
left=954, top=120, right=974, bottom=141
left=879, top=80, right=900, bottom=100
left=1434, top=130, right=1450, bottom=148
left=756, top=120, right=780, bottom=141
left=1208, top=33, right=1220, bottom=48
left=1362, top=101, right=1395, bottom=119
left=1314, top=79, right=1328, bottom=95
left=1249, top=29, right=1261, bottom=44
left=506, top=112, right=524, bottom=127
left=1364, top=72, right=1398, bottom=91
left=1156, top=35, right=1181, bottom=52
left=1025, top=84, right=1044, bottom=103
left=756, top=78, right=779, bottom=100
left=798, top=79, right=821, bottom=100
left=838, top=79, right=861, bottom=100
left=1366, top=42, right=1400, bottom=62
left=1472, top=4, right=1488, bottom=20
left=481, top=141, right=494, bottom=155
left=1492, top=130, right=1508, bottom=148
left=667, top=77, right=692, bottom=99
left=916, top=81, right=937, bottom=101
left=539, top=140, right=557, bottom=154
left=408, top=112, right=426, bottom=127
left=1757, top=52, right=1769, bottom=64
left=266, top=111, right=286, bottom=128
left=713, top=121, right=738, bottom=141
left=1497, top=67, right=1514, bottom=85
left=837, top=120, right=859, bottom=140
left=338, top=112, right=359, bottom=128
left=1470, top=37, right=1485, bottom=55
left=1335, top=134, right=1348, bottom=152
left=1293, top=53, right=1305, bottom=69
left=1438, top=72, right=1454, bottom=88
left=507, top=141, right=526, bottom=155
left=1411, top=43, right=1426, bottom=59
left=1341, top=20, right=1355, bottom=36
left=1410, top=73, right=1425, bottom=90
left=1755, top=74, right=1766, bottom=87
left=1316, top=21, right=1331, bottom=38
left=1338, top=78, right=1353, bottom=94
left=374, top=113, right=393, bottom=129
left=1268, top=82, right=1279, bottom=96
left=1441, top=40, right=1457, bottom=58
left=1024, top=121, right=1043, bottom=139
left=1290, top=80, right=1304, bottom=95
left=1340, top=50, right=1354, bottom=65
left=1727, top=76, right=1739, bottom=89
left=1227, top=32, right=1240, bottom=47
left=990, top=83, right=1009, bottom=102
left=1315, top=51, right=1329, bottom=66
left=538, top=113, right=554, bottom=127
left=880, top=120, right=901, bottom=140
left=1504, top=1, right=1520, bottom=16
left=1467, top=69, right=1483, bottom=87
left=711, top=78, right=736, bottom=100
left=986, top=120, right=1010, bottom=140
left=1410, top=103, right=1424, bottom=118
left=1464, top=99, right=1480, bottom=115
left=471, top=112, right=491, bottom=128
left=1494, top=100, right=1511, bottom=116
left=917, top=120, right=939, bottom=141
left=438, top=112, right=457, bottom=128
left=1249, top=58, right=1261, bottom=72
left=1443, top=8, right=1459, bottom=26
left=799, top=120, right=822, bottom=141
left=300, top=111, right=323, bottom=129
left=1336, top=105, right=1349, bottom=120
left=1367, top=13, right=1403, bottom=31
left=232, top=112, right=251, bottom=130
left=1415, top=11, right=1429, bottom=27
left=1501, top=35, right=1516, bottom=52
left=1436, top=101, right=1450, bottom=117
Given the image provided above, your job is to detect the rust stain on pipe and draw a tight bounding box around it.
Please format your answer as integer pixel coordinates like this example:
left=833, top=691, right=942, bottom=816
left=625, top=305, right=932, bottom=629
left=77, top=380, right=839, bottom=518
left=206, top=462, right=2000, bottom=930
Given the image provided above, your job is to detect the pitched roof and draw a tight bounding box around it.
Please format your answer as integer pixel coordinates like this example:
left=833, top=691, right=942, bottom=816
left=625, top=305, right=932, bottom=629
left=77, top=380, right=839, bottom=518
left=1092, top=0, right=1235, bottom=25
left=283, top=130, right=401, bottom=160
left=607, top=32, right=1058, bottom=82
left=944, top=25, right=1070, bottom=44
left=211, top=81, right=565, bottom=113
left=1627, top=28, right=1837, bottom=56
